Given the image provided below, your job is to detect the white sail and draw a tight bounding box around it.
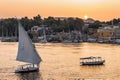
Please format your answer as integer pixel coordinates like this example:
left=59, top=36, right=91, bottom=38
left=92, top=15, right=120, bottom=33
left=16, top=22, right=42, bottom=64
left=43, top=26, right=47, bottom=43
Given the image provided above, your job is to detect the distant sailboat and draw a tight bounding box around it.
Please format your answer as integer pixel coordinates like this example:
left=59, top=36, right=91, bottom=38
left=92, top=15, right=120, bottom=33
left=43, top=26, right=47, bottom=43
left=39, top=25, right=47, bottom=43
left=15, top=21, right=42, bottom=73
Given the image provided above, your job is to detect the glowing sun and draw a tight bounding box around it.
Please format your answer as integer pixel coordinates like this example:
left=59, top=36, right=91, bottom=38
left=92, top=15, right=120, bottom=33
left=84, top=15, right=88, bottom=19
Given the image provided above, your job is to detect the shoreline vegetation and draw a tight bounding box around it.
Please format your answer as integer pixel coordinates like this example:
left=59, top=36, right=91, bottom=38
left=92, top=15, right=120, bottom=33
left=0, top=14, right=120, bottom=44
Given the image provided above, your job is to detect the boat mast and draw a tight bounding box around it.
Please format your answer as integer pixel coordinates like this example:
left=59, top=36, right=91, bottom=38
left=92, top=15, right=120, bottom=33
left=33, top=64, right=34, bottom=68
left=40, top=24, right=47, bottom=42
left=2, top=25, right=3, bottom=38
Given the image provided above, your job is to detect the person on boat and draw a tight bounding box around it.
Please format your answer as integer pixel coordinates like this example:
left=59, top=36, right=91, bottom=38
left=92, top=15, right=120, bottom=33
left=21, top=66, right=23, bottom=69
left=26, top=66, right=29, bottom=70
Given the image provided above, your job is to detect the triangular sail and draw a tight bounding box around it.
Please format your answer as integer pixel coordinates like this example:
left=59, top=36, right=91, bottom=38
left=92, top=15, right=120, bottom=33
left=16, top=21, right=42, bottom=64
left=43, top=26, right=47, bottom=43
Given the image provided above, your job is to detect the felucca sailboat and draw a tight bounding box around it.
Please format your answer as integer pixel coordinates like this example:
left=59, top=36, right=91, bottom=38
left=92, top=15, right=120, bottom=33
left=15, top=21, right=42, bottom=73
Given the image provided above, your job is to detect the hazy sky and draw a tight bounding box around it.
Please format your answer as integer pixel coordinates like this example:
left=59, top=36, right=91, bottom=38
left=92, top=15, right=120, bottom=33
left=0, top=0, right=120, bottom=21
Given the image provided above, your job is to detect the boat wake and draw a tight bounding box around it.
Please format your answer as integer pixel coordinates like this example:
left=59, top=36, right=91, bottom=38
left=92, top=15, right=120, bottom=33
left=0, top=67, right=16, bottom=73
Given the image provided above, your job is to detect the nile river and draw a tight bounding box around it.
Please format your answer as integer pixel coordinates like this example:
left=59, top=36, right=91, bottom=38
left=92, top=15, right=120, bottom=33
left=0, top=42, right=120, bottom=80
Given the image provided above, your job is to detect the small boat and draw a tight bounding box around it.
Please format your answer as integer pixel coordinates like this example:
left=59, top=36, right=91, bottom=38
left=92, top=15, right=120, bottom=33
left=87, top=38, right=96, bottom=43
left=80, top=56, right=105, bottom=65
left=39, top=25, right=47, bottom=43
left=15, top=21, right=42, bottom=73
left=15, top=64, right=39, bottom=73
left=97, top=39, right=104, bottom=43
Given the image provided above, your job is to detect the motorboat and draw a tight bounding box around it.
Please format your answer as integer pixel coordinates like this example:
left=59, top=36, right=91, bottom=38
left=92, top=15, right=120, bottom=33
left=80, top=56, right=105, bottom=65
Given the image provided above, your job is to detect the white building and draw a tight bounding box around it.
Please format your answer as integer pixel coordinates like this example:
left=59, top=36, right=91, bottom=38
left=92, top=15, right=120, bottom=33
left=84, top=18, right=95, bottom=24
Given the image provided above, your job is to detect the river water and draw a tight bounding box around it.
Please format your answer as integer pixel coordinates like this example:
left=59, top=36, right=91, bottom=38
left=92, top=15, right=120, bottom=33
left=0, top=42, right=120, bottom=80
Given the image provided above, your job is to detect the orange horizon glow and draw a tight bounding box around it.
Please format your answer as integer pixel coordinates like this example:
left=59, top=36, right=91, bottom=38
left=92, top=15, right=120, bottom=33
left=0, top=0, right=120, bottom=21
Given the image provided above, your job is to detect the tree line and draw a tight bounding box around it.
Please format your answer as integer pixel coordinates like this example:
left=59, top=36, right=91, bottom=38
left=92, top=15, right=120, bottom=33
left=0, top=14, right=84, bottom=37
left=0, top=14, right=120, bottom=37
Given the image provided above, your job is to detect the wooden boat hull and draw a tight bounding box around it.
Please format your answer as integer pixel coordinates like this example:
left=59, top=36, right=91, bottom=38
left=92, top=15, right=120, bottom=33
left=15, top=67, right=39, bottom=73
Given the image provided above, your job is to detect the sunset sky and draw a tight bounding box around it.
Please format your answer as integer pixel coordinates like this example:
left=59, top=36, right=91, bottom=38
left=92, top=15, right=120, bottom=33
left=0, top=0, right=120, bottom=21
